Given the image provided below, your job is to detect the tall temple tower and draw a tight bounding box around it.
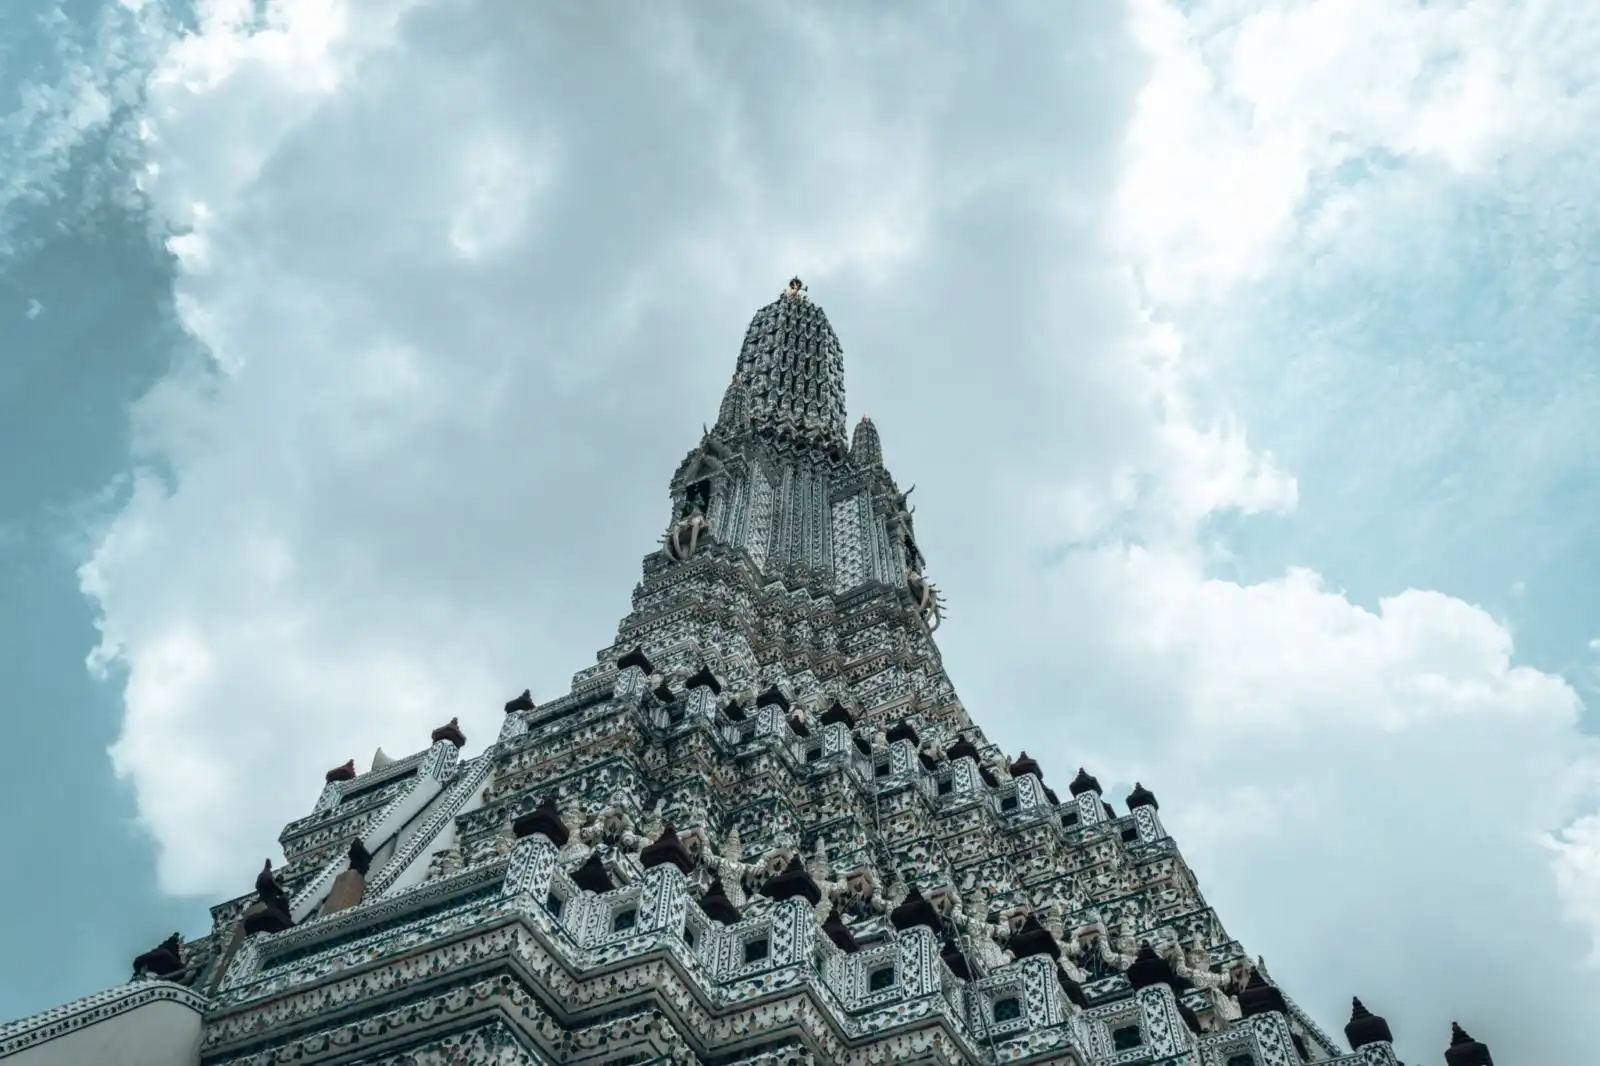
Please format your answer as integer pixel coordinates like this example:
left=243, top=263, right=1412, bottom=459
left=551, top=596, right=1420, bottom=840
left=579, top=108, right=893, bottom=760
left=1, top=280, right=1494, bottom=1066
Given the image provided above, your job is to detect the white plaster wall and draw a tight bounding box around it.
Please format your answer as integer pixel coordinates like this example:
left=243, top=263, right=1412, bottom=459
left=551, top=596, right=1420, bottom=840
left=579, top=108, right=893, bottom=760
left=382, top=773, right=491, bottom=897
left=289, top=758, right=446, bottom=922
left=3, top=995, right=201, bottom=1066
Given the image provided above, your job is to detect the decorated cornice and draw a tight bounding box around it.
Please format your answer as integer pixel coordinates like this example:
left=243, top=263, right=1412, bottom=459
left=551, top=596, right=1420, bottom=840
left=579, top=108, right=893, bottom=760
left=0, top=980, right=209, bottom=1059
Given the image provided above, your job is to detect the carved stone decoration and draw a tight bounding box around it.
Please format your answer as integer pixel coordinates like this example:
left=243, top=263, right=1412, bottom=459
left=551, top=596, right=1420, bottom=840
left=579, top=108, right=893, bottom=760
left=423, top=844, right=463, bottom=883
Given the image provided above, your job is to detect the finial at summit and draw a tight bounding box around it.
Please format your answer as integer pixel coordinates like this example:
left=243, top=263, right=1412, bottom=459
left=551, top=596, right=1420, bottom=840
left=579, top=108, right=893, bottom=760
left=786, top=276, right=806, bottom=300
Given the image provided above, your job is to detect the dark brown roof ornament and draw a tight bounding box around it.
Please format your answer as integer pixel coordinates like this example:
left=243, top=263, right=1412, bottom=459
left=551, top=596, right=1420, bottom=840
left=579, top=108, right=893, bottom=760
left=823, top=907, right=861, bottom=953
left=255, top=859, right=289, bottom=911
left=946, top=734, right=979, bottom=762
left=1007, top=912, right=1060, bottom=961
left=640, top=824, right=696, bottom=874
left=1237, top=968, right=1289, bottom=1018
left=1445, top=1023, right=1493, bottom=1066
left=888, top=885, right=941, bottom=931
left=571, top=852, right=615, bottom=893
left=761, top=855, right=823, bottom=906
left=242, top=859, right=294, bottom=935
left=513, top=794, right=570, bottom=847
left=131, top=933, right=184, bottom=981
left=1009, top=751, right=1042, bottom=780
left=430, top=717, right=467, bottom=748
left=325, top=759, right=356, bottom=783
left=698, top=876, right=742, bottom=925
left=1345, top=998, right=1393, bottom=1049
left=504, top=689, right=534, bottom=713
left=1126, top=942, right=1176, bottom=989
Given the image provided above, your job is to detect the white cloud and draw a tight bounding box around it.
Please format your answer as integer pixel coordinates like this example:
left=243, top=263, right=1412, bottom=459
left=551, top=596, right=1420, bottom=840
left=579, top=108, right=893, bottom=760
left=1551, top=815, right=1600, bottom=964
left=70, top=0, right=1600, bottom=1062
left=0, top=0, right=167, bottom=255
left=1117, top=0, right=1600, bottom=306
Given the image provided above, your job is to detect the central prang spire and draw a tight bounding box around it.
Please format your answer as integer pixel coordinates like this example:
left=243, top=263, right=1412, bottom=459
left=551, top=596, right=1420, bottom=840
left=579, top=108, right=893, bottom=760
left=674, top=279, right=932, bottom=598
left=720, top=277, right=848, bottom=451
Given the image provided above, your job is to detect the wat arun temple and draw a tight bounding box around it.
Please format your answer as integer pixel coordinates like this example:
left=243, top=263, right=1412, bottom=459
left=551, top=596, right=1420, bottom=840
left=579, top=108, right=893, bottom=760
left=1, top=282, right=1493, bottom=1065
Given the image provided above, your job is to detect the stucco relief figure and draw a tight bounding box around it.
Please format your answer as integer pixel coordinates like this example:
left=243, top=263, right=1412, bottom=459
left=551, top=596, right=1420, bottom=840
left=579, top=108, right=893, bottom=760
left=946, top=898, right=1013, bottom=973
left=425, top=845, right=463, bottom=882
left=665, top=511, right=710, bottom=563
left=710, top=825, right=772, bottom=910
left=905, top=570, right=944, bottom=630
left=580, top=789, right=643, bottom=848
left=755, top=829, right=800, bottom=884
left=490, top=816, right=518, bottom=857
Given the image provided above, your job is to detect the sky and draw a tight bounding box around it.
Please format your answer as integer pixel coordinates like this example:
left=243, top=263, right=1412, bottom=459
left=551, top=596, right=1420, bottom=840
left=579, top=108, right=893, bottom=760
left=1, top=0, right=1598, bottom=1062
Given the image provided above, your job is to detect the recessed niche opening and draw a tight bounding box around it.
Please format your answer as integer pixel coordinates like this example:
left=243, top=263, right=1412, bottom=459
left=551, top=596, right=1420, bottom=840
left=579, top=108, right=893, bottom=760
left=744, top=937, right=770, bottom=964
left=682, top=479, right=711, bottom=516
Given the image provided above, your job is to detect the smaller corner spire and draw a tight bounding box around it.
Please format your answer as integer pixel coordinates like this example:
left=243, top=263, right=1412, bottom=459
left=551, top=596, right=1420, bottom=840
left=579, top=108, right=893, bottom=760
left=851, top=415, right=884, bottom=469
